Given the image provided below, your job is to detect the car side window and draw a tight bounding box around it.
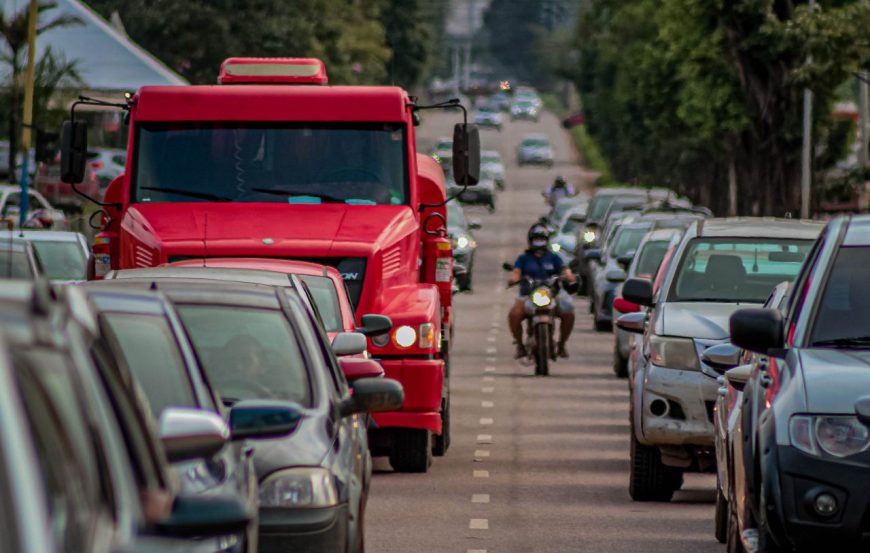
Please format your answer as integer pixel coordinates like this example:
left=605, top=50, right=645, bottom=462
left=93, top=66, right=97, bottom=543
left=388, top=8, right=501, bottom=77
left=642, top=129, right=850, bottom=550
left=290, top=296, right=348, bottom=398
left=784, top=234, right=825, bottom=331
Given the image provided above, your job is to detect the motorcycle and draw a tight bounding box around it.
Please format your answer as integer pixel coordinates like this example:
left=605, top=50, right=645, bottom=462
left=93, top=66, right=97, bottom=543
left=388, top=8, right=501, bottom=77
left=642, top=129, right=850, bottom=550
left=503, top=263, right=561, bottom=376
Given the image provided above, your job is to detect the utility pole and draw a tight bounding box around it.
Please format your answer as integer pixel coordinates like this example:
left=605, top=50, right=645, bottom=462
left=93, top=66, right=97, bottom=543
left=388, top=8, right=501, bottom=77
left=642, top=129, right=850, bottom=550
left=800, top=0, right=814, bottom=219
left=18, top=0, right=39, bottom=229
left=463, top=0, right=474, bottom=91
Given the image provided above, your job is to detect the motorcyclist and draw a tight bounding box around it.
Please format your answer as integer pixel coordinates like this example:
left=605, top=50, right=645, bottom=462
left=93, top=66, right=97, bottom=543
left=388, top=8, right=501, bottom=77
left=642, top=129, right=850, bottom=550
left=543, top=175, right=576, bottom=207
left=508, top=224, right=577, bottom=359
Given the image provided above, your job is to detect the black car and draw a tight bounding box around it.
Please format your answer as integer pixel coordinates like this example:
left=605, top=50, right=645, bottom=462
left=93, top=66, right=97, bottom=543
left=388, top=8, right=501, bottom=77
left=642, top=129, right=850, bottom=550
left=729, top=214, right=870, bottom=552
left=97, top=278, right=403, bottom=553
left=0, top=281, right=260, bottom=553
left=447, top=200, right=479, bottom=291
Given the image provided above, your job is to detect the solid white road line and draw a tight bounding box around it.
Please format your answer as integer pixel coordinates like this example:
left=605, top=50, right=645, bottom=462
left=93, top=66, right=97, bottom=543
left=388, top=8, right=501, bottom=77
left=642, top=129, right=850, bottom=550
left=472, top=494, right=490, bottom=504
left=469, top=519, right=489, bottom=530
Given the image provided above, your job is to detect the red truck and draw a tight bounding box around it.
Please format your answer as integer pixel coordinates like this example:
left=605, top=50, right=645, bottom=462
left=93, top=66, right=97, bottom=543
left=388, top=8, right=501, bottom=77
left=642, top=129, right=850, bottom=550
left=60, top=57, right=480, bottom=473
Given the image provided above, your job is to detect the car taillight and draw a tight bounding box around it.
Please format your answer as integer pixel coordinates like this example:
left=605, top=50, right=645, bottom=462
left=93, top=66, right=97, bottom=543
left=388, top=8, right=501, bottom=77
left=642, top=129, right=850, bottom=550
left=92, top=235, right=113, bottom=280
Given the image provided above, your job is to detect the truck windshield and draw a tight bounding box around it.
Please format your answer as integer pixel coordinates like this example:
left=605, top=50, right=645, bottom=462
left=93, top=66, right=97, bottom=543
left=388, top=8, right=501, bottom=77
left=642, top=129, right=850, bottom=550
left=133, top=122, right=408, bottom=206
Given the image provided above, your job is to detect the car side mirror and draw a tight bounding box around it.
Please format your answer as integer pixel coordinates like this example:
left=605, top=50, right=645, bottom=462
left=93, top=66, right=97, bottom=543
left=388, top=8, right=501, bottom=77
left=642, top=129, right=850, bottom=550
left=338, top=357, right=385, bottom=382
left=339, top=377, right=404, bottom=417
left=159, top=408, right=229, bottom=463
left=331, top=332, right=367, bottom=356
left=702, top=343, right=741, bottom=373
left=605, top=269, right=626, bottom=283
left=855, top=396, right=870, bottom=427
left=583, top=249, right=601, bottom=262
left=616, top=312, right=645, bottom=334
left=61, top=120, right=87, bottom=184
left=730, top=308, right=784, bottom=356
left=228, top=400, right=303, bottom=441
left=452, top=122, right=480, bottom=187
left=622, top=278, right=654, bottom=307
left=156, top=494, right=251, bottom=538
left=356, top=314, right=392, bottom=338
left=468, top=219, right=482, bottom=230
left=724, top=364, right=753, bottom=391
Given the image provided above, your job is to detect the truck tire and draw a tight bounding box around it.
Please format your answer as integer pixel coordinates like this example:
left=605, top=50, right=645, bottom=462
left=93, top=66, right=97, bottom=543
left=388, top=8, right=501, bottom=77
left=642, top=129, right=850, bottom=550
left=432, top=395, right=450, bottom=456
left=613, top=343, right=628, bottom=378
left=389, top=429, right=432, bottom=473
left=534, top=323, right=550, bottom=376
left=629, top=433, right=683, bottom=502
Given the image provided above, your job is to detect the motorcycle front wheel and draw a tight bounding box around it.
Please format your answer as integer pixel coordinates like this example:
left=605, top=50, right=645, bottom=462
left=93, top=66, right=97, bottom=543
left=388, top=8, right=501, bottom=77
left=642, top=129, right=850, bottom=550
left=534, top=323, right=550, bottom=376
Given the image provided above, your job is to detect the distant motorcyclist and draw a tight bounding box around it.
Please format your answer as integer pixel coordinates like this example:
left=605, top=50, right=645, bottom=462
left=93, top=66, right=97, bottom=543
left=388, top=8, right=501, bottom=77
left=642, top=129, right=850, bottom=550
left=543, top=175, right=576, bottom=207
left=507, top=224, right=577, bottom=359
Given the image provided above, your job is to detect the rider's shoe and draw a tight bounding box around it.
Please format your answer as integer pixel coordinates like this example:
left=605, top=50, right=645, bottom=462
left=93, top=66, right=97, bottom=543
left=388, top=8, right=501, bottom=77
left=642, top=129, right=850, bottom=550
left=514, top=343, right=527, bottom=359
left=557, top=343, right=569, bottom=358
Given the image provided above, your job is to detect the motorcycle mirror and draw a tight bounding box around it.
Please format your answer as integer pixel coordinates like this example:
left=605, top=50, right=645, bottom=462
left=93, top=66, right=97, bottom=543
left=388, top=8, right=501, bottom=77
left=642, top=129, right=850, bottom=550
left=501, top=262, right=513, bottom=272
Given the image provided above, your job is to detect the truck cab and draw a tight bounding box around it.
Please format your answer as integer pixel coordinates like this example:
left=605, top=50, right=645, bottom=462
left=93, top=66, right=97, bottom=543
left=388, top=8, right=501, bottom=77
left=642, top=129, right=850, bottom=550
left=61, top=57, right=479, bottom=472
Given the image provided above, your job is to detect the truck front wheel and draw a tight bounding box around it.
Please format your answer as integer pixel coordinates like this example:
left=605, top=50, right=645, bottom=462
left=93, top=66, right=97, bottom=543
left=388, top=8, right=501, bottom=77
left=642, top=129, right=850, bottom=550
left=389, top=429, right=432, bottom=473
left=433, top=395, right=451, bottom=456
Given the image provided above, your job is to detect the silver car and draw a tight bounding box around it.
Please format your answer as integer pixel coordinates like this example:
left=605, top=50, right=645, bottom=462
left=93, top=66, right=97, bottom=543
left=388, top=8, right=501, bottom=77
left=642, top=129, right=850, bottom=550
left=481, top=150, right=506, bottom=189
left=2, top=230, right=91, bottom=282
left=618, top=217, right=823, bottom=502
left=517, top=133, right=554, bottom=167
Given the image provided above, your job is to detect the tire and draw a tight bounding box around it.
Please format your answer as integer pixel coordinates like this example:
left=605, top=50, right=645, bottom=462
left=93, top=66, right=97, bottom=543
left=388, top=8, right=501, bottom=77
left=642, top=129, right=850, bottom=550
left=715, top=481, right=728, bottom=544
left=613, top=342, right=628, bottom=378
left=534, top=323, right=550, bottom=376
left=594, top=314, right=612, bottom=332
left=432, top=395, right=450, bottom=456
left=629, top=433, right=683, bottom=502
left=726, top=505, right=745, bottom=553
left=389, top=429, right=432, bottom=473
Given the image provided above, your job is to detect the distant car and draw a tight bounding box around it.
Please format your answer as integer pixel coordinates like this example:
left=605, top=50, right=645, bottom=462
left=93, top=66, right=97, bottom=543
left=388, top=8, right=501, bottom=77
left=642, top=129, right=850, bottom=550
left=473, top=106, right=504, bottom=130
left=35, top=152, right=101, bottom=210
left=87, top=147, right=127, bottom=187
left=728, top=214, right=870, bottom=553
left=511, top=99, right=540, bottom=122
left=0, top=238, right=43, bottom=280
left=447, top=172, right=496, bottom=212
left=430, top=137, right=453, bottom=168
left=447, top=200, right=479, bottom=291
left=3, top=230, right=90, bottom=282
left=490, top=91, right=511, bottom=112
left=481, top=150, right=506, bottom=189
left=517, top=133, right=554, bottom=167
left=0, top=184, right=68, bottom=230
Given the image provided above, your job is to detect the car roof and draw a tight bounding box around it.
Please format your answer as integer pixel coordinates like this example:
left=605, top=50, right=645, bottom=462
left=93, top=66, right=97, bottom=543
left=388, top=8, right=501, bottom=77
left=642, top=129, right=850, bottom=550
left=843, top=214, right=870, bottom=246
left=643, top=227, right=683, bottom=242
left=0, top=230, right=85, bottom=242
left=169, top=257, right=342, bottom=280
left=110, top=266, right=294, bottom=287
left=89, top=278, right=286, bottom=309
left=695, top=217, right=824, bottom=239
left=79, top=284, right=174, bottom=316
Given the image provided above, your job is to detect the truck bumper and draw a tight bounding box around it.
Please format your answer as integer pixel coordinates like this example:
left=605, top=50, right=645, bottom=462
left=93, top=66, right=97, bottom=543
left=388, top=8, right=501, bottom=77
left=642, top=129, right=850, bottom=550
left=372, top=358, right=444, bottom=434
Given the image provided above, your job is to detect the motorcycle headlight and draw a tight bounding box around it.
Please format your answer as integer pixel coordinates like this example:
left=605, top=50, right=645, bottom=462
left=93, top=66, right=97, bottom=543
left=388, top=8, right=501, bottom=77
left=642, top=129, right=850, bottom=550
left=457, top=236, right=470, bottom=249
left=550, top=243, right=561, bottom=253
left=649, top=335, right=700, bottom=371
left=583, top=229, right=597, bottom=244
left=790, top=415, right=870, bottom=458
left=259, top=468, right=338, bottom=508
left=531, top=287, right=552, bottom=307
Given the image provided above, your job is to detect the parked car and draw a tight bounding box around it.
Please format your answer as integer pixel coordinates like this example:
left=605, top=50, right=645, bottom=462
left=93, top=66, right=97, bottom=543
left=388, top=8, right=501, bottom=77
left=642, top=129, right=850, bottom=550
left=87, top=147, right=127, bottom=188
left=611, top=227, right=684, bottom=376
left=0, top=184, right=69, bottom=230
left=473, top=106, right=504, bottom=130
left=93, top=277, right=403, bottom=553
left=447, top=200, right=479, bottom=292
left=481, top=150, right=506, bottom=189
left=728, top=214, right=870, bottom=552
left=0, top=281, right=257, bottom=552
left=617, top=217, right=823, bottom=502
left=517, top=133, right=554, bottom=167
left=0, top=238, right=43, bottom=280
left=2, top=230, right=90, bottom=282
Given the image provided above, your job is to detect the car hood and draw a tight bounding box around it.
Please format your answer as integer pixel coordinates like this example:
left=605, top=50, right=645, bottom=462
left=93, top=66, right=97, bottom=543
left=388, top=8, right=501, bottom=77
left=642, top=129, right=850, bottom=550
left=250, top=408, right=331, bottom=479
left=799, top=349, right=870, bottom=413
left=658, top=301, right=754, bottom=340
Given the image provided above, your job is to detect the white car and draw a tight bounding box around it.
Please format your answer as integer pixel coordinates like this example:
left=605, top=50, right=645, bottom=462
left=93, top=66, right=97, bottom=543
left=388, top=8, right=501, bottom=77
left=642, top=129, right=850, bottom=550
left=517, top=133, right=554, bottom=166
left=473, top=106, right=504, bottom=131
left=0, top=185, right=68, bottom=230
left=481, top=150, right=506, bottom=189
left=0, top=230, right=90, bottom=282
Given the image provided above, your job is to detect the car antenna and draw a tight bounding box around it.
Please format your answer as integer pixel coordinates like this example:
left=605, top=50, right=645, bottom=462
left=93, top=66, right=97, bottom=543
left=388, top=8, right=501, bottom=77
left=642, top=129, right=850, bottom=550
left=202, top=213, right=208, bottom=267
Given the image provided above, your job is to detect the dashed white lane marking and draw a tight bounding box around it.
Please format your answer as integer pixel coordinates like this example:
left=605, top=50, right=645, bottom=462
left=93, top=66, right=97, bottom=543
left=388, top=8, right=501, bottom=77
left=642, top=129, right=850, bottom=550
left=486, top=357, right=496, bottom=363
left=479, top=417, right=494, bottom=425
left=469, top=519, right=489, bottom=530
left=472, top=494, right=490, bottom=504
left=491, top=321, right=499, bottom=328
left=482, top=401, right=494, bottom=408
left=473, top=470, right=489, bottom=478
left=467, top=550, right=487, bottom=553
left=483, top=376, right=495, bottom=382
left=474, top=449, right=490, bottom=458
left=482, top=386, right=494, bottom=393
left=485, top=347, right=497, bottom=354
left=477, top=434, right=492, bottom=443
left=484, top=366, right=496, bottom=373
left=486, top=336, right=496, bottom=343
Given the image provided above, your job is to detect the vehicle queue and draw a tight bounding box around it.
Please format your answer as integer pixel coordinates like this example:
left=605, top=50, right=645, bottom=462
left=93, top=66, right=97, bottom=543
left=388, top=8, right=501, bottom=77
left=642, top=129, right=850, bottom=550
left=2, top=70, right=869, bottom=553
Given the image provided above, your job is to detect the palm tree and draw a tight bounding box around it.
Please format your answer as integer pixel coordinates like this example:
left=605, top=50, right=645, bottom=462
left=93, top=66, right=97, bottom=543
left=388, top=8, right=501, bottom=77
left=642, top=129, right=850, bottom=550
left=0, top=1, right=81, bottom=181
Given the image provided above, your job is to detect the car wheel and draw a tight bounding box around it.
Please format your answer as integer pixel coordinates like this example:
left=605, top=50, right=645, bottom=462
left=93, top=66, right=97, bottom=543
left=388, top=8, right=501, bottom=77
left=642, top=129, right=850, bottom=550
left=613, top=342, right=628, bottom=378
left=595, top=314, right=612, bottom=332
left=629, top=432, right=683, bottom=502
left=389, top=429, right=432, bottom=473
left=715, top=479, right=728, bottom=544
left=726, top=504, right=745, bottom=553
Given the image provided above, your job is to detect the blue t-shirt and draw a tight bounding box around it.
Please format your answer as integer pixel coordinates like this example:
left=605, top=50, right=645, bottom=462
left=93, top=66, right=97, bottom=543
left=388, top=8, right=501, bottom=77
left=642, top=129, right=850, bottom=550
left=514, top=251, right=563, bottom=280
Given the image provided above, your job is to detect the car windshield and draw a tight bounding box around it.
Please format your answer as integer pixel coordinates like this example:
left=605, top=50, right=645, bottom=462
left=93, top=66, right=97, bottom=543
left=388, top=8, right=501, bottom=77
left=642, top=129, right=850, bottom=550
left=482, top=152, right=501, bottom=163
left=30, top=241, right=86, bottom=281
left=0, top=249, right=32, bottom=279
left=176, top=305, right=311, bottom=405
left=670, top=238, right=812, bottom=303
left=447, top=202, right=466, bottom=228
left=610, top=226, right=650, bottom=259
left=134, top=122, right=408, bottom=206
left=522, top=138, right=548, bottom=147
left=635, top=240, right=670, bottom=278
left=478, top=107, right=496, bottom=114
left=103, top=313, right=197, bottom=416
left=587, top=195, right=615, bottom=221
left=810, top=246, right=870, bottom=348
left=298, top=275, right=343, bottom=333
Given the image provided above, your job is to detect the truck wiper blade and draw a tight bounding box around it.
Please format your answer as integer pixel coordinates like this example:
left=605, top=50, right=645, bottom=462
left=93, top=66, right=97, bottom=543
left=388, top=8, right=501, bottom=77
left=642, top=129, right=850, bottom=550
left=250, top=187, right=344, bottom=203
left=140, top=186, right=232, bottom=202
left=813, top=336, right=870, bottom=348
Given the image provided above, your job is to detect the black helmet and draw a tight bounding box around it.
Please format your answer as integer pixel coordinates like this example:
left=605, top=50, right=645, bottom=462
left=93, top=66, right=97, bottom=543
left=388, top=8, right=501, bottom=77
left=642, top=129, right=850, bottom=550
left=527, top=224, right=550, bottom=250
left=554, top=175, right=567, bottom=187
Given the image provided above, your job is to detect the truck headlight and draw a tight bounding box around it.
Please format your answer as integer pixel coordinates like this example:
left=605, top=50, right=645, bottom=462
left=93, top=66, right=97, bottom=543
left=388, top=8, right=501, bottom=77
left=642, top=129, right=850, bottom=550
left=394, top=325, right=417, bottom=348
left=531, top=287, right=552, bottom=307
left=790, top=415, right=870, bottom=458
left=259, top=468, right=338, bottom=508
left=649, top=335, right=699, bottom=371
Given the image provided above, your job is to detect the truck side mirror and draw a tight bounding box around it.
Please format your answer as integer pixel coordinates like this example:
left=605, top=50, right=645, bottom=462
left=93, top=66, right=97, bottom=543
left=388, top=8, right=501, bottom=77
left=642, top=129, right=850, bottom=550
left=452, top=123, right=480, bottom=187
left=61, top=120, right=88, bottom=184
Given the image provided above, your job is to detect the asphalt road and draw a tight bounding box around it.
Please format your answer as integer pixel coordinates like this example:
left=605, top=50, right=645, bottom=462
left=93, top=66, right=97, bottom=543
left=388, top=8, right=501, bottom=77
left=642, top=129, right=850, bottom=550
left=366, top=109, right=723, bottom=553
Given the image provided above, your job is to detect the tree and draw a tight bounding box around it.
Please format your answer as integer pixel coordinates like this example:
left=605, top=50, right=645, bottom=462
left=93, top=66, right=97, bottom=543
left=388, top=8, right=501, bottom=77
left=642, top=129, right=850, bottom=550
left=381, top=0, right=439, bottom=89
left=0, top=1, right=81, bottom=181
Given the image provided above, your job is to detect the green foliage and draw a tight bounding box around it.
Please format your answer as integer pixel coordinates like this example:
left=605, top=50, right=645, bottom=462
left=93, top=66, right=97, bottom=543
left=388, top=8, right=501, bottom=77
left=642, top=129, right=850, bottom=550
left=382, top=0, right=444, bottom=89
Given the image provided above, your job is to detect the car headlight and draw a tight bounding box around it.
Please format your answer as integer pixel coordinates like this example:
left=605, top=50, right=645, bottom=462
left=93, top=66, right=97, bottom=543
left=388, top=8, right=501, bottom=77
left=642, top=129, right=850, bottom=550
left=456, top=236, right=470, bottom=250
left=531, top=287, right=552, bottom=307
left=649, top=335, right=700, bottom=371
left=790, top=415, right=870, bottom=458
left=259, top=468, right=338, bottom=508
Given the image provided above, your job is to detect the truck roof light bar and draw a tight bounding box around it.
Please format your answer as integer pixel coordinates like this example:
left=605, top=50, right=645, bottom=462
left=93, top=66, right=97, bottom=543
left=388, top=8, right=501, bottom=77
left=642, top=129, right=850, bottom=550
left=218, top=57, right=328, bottom=85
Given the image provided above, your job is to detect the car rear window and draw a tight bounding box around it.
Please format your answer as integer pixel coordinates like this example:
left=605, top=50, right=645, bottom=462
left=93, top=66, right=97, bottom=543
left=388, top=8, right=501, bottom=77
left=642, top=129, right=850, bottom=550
left=635, top=240, right=670, bottom=278
left=298, top=275, right=343, bottom=333
left=610, top=226, right=650, bottom=259
left=670, top=238, right=812, bottom=303
left=810, top=246, right=870, bottom=348
left=176, top=305, right=311, bottom=406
